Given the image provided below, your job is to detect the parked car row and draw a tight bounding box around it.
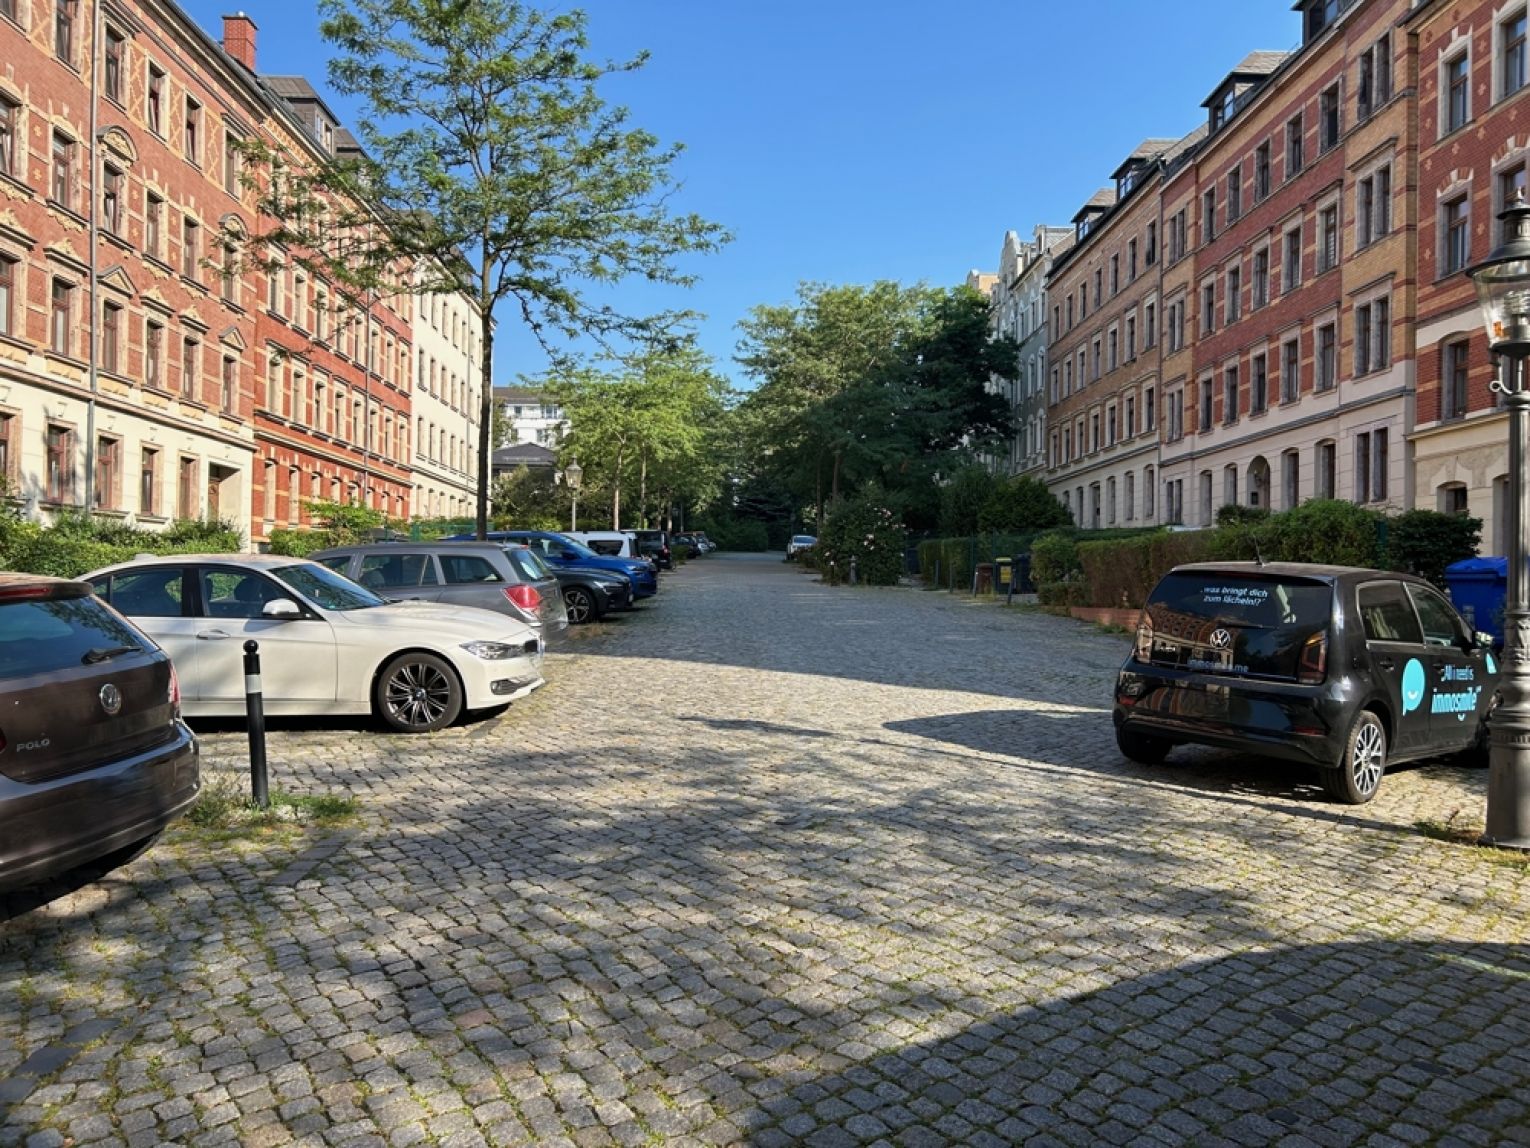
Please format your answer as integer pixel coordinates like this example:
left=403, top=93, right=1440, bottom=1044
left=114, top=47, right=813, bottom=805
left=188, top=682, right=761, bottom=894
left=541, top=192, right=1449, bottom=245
left=566, top=528, right=715, bottom=567
left=0, top=526, right=687, bottom=896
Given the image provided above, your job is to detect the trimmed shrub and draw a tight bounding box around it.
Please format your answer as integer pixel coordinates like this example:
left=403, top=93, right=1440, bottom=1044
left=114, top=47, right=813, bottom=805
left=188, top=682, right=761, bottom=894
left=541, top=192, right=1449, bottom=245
left=1075, top=529, right=1218, bottom=610
left=0, top=513, right=242, bottom=578
left=818, top=495, right=904, bottom=586
left=939, top=467, right=999, bottom=537
left=1030, top=530, right=1082, bottom=607
left=267, top=528, right=333, bottom=557
left=978, top=475, right=1072, bottom=534
left=1385, top=509, right=1482, bottom=587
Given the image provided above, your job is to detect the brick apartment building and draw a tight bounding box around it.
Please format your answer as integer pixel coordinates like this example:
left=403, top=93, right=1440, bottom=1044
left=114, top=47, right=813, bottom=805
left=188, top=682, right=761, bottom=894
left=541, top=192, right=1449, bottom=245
left=1046, top=136, right=1195, bottom=528
left=1409, top=0, right=1529, bottom=553
left=0, top=2, right=452, bottom=546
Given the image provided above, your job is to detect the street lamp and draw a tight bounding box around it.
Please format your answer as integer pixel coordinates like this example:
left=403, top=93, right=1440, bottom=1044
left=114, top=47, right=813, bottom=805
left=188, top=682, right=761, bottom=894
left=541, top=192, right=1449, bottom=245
left=564, top=458, right=583, bottom=533
left=1467, top=190, right=1530, bottom=849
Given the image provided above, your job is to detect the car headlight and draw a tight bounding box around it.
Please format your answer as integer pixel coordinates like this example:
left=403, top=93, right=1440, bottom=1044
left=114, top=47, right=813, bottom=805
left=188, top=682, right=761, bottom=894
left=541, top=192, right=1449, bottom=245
left=462, top=640, right=531, bottom=660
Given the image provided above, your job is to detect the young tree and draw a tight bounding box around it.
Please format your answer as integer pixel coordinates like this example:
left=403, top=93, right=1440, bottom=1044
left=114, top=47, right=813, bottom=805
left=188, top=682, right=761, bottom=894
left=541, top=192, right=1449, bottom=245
left=241, top=0, right=728, bottom=538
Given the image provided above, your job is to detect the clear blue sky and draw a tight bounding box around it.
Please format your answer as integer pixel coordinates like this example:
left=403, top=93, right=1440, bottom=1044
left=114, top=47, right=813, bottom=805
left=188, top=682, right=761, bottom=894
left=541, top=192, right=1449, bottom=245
left=181, top=0, right=1301, bottom=388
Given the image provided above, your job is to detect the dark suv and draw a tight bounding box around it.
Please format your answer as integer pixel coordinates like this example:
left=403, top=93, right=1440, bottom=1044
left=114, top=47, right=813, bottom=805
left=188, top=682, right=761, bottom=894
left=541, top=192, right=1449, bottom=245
left=0, top=575, right=199, bottom=894
left=629, top=530, right=672, bottom=570
left=1114, top=562, right=1498, bottom=804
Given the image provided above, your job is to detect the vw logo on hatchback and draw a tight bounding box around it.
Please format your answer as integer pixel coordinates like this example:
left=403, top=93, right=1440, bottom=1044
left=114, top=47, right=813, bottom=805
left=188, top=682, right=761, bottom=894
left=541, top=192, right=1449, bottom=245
left=1209, top=628, right=1233, bottom=650
left=99, top=683, right=123, bottom=715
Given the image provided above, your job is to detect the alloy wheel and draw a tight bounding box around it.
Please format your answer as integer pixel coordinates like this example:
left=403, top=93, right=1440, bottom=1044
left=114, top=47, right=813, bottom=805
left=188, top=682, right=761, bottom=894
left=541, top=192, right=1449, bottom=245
left=384, top=660, right=453, bottom=730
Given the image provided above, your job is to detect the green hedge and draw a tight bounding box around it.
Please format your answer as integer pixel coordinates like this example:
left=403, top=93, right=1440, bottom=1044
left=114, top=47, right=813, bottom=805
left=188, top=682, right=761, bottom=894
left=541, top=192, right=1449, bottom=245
left=1075, top=530, right=1219, bottom=609
left=0, top=513, right=242, bottom=579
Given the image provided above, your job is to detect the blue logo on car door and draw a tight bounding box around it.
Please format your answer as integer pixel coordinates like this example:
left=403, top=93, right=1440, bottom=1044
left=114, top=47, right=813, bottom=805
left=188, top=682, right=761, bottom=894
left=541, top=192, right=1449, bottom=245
left=1402, top=658, right=1426, bottom=714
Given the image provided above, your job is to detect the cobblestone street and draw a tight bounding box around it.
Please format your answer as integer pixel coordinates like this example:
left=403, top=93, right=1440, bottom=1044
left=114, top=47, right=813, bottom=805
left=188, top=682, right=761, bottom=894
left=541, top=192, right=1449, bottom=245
left=3, top=553, right=1530, bottom=1147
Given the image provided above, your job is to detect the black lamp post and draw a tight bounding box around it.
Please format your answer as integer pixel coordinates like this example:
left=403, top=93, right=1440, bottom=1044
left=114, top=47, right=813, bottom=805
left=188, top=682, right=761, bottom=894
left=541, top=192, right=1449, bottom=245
left=1467, top=190, right=1530, bottom=849
left=564, top=458, right=583, bottom=532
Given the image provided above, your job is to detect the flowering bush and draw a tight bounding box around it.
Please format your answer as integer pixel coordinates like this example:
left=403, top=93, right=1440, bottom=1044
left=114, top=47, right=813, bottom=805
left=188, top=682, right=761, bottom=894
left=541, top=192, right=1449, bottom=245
left=817, top=495, right=905, bottom=586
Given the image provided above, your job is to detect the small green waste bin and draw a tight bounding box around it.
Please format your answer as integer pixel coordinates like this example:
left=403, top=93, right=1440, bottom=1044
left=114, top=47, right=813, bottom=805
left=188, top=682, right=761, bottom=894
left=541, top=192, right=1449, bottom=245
left=995, top=558, right=1013, bottom=591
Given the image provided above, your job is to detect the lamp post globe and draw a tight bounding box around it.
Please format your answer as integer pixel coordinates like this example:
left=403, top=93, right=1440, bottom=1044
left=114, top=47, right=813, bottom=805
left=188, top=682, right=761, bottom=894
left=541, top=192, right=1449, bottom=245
left=1467, top=189, right=1530, bottom=849
left=564, top=459, right=582, bottom=532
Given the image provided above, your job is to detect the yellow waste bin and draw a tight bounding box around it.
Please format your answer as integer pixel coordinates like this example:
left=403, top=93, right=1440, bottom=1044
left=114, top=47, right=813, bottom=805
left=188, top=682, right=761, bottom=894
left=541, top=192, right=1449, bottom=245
left=995, top=558, right=1013, bottom=590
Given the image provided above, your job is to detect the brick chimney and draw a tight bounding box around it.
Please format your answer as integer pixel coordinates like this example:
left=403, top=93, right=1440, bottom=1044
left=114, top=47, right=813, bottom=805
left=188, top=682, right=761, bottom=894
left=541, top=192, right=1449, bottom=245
left=222, top=12, right=257, bottom=72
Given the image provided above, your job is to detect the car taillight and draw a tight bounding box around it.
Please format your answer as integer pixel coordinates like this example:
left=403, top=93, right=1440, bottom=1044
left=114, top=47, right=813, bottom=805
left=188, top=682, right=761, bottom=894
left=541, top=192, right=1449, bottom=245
left=505, top=585, right=541, bottom=611
left=168, top=663, right=182, bottom=716
left=1134, top=613, right=1154, bottom=663
left=1298, top=630, right=1328, bottom=685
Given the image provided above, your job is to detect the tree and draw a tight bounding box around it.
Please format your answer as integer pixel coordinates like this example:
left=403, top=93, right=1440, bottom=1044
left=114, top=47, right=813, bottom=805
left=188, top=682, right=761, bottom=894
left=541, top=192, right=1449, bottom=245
left=239, top=0, right=729, bottom=539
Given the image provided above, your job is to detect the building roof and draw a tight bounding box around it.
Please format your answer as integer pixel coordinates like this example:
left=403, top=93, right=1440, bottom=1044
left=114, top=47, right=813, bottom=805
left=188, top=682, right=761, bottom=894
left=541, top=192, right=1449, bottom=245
left=493, top=386, right=551, bottom=405
left=1202, top=50, right=1292, bottom=107
left=1071, top=187, right=1118, bottom=224
left=262, top=75, right=343, bottom=126
left=1109, top=138, right=1182, bottom=180
left=491, top=443, right=558, bottom=469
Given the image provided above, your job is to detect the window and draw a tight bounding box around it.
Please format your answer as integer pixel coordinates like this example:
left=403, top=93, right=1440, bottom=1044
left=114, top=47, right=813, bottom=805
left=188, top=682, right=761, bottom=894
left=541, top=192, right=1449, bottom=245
left=101, top=302, right=121, bottom=374
left=1444, top=195, right=1470, bottom=274
left=1286, top=113, right=1304, bottom=177
left=1282, top=338, right=1300, bottom=403
left=1202, top=282, right=1217, bottom=336
left=216, top=356, right=237, bottom=413
left=1320, top=83, right=1341, bottom=151
left=1125, top=394, right=1136, bottom=437
left=49, top=279, right=72, bottom=355
left=102, top=164, right=123, bottom=234
left=1358, top=165, right=1392, bottom=246
left=1375, top=33, right=1393, bottom=105
left=1447, top=53, right=1470, bottom=132
left=1144, top=302, right=1156, bottom=349
left=1169, top=210, right=1187, bottom=262
left=1110, top=254, right=1119, bottom=295
left=95, top=437, right=119, bottom=509
left=1226, top=267, right=1241, bottom=324
left=148, top=66, right=165, bottom=136
left=1356, top=429, right=1389, bottom=502
left=1283, top=450, right=1300, bottom=509
left=184, top=97, right=202, bottom=165
left=145, top=319, right=163, bottom=389
left=1224, top=466, right=1238, bottom=508
left=1444, top=339, right=1470, bottom=420
left=1145, top=387, right=1155, bottom=431
left=145, top=193, right=163, bottom=259
left=1501, top=165, right=1528, bottom=242
left=1224, top=365, right=1239, bottom=425
left=46, top=425, right=73, bottom=502
left=0, top=411, right=10, bottom=483
left=1505, top=10, right=1528, bottom=100
left=1107, top=406, right=1118, bottom=446
left=1254, top=141, right=1279, bottom=202
left=1200, top=379, right=1213, bottom=431
left=1125, top=473, right=1135, bottom=522
left=1284, top=226, right=1303, bottom=291
left=1359, top=46, right=1376, bottom=119
left=1317, top=323, right=1337, bottom=390
left=1093, top=269, right=1102, bottom=309
left=55, top=0, right=77, bottom=63
left=182, top=336, right=198, bottom=399
left=1107, top=328, right=1118, bottom=371
left=182, top=216, right=200, bottom=280
left=224, top=132, right=241, bottom=195
left=0, top=96, right=16, bottom=179
left=104, top=27, right=125, bottom=102
left=1317, top=440, right=1336, bottom=499
left=1168, top=389, right=1184, bottom=440
left=1126, top=316, right=1136, bottom=359
left=221, top=243, right=237, bottom=302
left=1227, top=166, right=1242, bottom=222
left=178, top=457, right=197, bottom=517
left=1203, top=188, right=1217, bottom=243
left=1128, top=239, right=1138, bottom=280
left=1252, top=352, right=1268, bottom=414
left=1247, top=248, right=1267, bottom=311
left=0, top=255, right=13, bottom=338
left=1167, top=298, right=1183, bottom=352
left=1200, top=471, right=1214, bottom=526
left=1318, top=204, right=1339, bottom=272
left=51, top=132, right=74, bottom=208
left=1356, top=297, right=1390, bottom=375
left=1442, top=483, right=1471, bottom=516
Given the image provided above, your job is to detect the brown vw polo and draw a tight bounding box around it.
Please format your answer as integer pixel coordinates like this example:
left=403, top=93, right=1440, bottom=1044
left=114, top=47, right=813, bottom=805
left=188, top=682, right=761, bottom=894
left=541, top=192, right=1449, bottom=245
left=0, top=574, right=199, bottom=894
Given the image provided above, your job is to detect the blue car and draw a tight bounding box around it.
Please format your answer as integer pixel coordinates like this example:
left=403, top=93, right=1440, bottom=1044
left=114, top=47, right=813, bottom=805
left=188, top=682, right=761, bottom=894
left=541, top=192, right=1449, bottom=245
left=450, top=531, right=658, bottom=600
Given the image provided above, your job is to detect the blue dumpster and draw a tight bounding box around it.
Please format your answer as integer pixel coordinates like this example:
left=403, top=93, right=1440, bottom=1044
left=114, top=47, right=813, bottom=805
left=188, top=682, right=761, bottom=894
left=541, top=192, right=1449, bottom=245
left=1445, top=556, right=1508, bottom=647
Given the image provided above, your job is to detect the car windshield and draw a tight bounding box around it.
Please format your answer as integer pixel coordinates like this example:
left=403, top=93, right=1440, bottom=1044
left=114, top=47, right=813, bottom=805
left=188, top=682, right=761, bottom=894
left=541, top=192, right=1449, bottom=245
left=550, top=535, right=599, bottom=559
left=272, top=563, right=387, bottom=611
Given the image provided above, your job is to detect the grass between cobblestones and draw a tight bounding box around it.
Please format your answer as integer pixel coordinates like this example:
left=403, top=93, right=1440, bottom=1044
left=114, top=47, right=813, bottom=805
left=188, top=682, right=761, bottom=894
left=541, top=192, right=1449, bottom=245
left=177, top=765, right=358, bottom=839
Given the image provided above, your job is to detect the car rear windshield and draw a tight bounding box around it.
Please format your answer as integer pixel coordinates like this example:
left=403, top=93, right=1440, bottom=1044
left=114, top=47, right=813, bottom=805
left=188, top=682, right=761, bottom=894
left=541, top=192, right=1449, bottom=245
left=0, top=594, right=146, bottom=680
left=1143, top=572, right=1333, bottom=680
left=505, top=547, right=552, bottom=581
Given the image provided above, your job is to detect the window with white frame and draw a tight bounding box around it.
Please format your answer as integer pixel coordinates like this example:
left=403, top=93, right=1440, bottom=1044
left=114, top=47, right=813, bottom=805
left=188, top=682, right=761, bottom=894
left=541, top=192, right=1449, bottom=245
left=1443, top=193, right=1471, bottom=273
left=1316, top=440, right=1336, bottom=499
left=1318, top=202, right=1340, bottom=272
left=1445, top=50, right=1471, bottom=133
left=1358, top=163, right=1392, bottom=247
left=1253, top=247, right=1270, bottom=308
left=1282, top=336, right=1301, bottom=403
left=1317, top=322, right=1337, bottom=390
left=1354, top=294, right=1390, bottom=375
left=1501, top=8, right=1527, bottom=101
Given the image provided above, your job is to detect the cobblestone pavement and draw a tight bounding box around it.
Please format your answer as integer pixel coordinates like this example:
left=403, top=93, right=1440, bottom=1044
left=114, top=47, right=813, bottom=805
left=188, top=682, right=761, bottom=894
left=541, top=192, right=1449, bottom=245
left=4, top=552, right=1530, bottom=1147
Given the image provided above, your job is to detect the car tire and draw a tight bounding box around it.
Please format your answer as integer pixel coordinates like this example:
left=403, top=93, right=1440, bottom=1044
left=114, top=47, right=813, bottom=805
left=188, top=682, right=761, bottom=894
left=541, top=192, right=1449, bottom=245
left=1323, top=709, right=1386, bottom=804
left=375, top=652, right=463, bottom=733
left=1116, top=725, right=1172, bottom=764
left=563, top=586, right=597, bottom=625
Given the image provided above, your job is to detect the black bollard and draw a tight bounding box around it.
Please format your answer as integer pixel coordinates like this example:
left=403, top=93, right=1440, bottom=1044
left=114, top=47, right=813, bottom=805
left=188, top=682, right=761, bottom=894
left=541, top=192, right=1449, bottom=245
left=243, top=640, right=269, bottom=810
left=850, top=556, right=859, bottom=585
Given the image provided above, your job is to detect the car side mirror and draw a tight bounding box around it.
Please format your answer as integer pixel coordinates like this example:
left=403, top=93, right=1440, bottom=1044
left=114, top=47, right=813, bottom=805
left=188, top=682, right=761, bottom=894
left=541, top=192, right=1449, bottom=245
left=1476, top=631, right=1497, bottom=651
left=261, top=599, right=301, bottom=620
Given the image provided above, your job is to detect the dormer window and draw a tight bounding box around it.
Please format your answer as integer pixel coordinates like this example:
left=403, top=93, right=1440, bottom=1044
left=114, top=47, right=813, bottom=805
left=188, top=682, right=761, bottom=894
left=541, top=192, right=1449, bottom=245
left=1306, top=0, right=1341, bottom=42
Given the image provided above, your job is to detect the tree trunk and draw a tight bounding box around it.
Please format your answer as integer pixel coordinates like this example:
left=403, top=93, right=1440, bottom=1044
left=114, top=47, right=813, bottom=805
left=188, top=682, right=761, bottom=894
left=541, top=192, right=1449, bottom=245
left=611, top=447, right=624, bottom=530
left=814, top=455, right=824, bottom=533
left=639, top=451, right=648, bottom=528
left=475, top=250, right=494, bottom=540
left=830, top=449, right=842, bottom=507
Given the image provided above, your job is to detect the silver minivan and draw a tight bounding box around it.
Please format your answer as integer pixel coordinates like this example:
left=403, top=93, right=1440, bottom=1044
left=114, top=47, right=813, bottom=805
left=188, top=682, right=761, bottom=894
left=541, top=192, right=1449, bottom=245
left=311, top=542, right=569, bottom=638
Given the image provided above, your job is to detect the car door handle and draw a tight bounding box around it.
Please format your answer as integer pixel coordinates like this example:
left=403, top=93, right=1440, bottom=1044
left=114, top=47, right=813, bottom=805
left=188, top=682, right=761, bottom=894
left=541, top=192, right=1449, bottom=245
left=197, top=629, right=231, bottom=640
left=1374, top=655, right=1395, bottom=670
